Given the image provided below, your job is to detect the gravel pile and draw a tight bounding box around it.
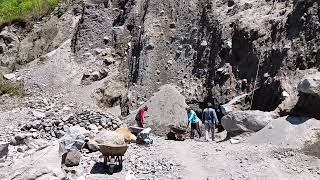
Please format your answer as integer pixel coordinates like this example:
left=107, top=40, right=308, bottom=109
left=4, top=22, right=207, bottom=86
left=124, top=138, right=181, bottom=179
left=19, top=111, right=123, bottom=139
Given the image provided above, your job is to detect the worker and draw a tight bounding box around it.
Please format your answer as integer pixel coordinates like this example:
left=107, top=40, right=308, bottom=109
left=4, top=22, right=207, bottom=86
left=186, top=107, right=202, bottom=139
left=135, top=106, right=148, bottom=128
left=202, top=103, right=218, bottom=142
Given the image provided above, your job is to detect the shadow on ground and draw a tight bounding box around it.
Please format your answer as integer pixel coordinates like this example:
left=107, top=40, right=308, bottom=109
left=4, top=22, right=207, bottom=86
left=90, top=162, right=123, bottom=175
left=286, top=116, right=311, bottom=125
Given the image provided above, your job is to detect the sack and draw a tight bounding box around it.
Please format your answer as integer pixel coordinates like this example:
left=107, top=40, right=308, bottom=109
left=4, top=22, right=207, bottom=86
left=116, top=128, right=132, bottom=143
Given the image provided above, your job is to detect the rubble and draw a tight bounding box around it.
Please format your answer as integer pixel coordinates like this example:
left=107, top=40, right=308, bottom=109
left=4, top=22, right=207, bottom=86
left=19, top=111, right=123, bottom=139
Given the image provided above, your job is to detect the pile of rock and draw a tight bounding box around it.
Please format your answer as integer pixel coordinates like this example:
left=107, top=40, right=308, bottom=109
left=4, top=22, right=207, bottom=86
left=20, top=111, right=123, bottom=139
left=65, top=111, right=123, bottom=131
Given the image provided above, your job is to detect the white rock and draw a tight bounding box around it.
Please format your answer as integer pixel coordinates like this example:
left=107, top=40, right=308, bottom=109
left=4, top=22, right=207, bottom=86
left=88, top=124, right=98, bottom=131
left=282, top=91, right=290, bottom=97
left=200, top=40, right=208, bottom=46
left=4, top=141, right=64, bottom=179
left=3, top=73, right=16, bottom=80
left=221, top=110, right=275, bottom=133
left=32, top=110, right=46, bottom=118
left=230, top=138, right=240, bottom=144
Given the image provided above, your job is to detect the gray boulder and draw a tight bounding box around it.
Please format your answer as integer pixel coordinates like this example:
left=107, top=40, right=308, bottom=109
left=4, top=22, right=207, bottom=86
left=59, top=125, right=87, bottom=155
left=0, top=142, right=9, bottom=158
left=1, top=141, right=64, bottom=179
left=126, top=85, right=187, bottom=136
left=65, top=150, right=81, bottom=167
left=297, top=75, right=320, bottom=96
left=221, top=111, right=275, bottom=134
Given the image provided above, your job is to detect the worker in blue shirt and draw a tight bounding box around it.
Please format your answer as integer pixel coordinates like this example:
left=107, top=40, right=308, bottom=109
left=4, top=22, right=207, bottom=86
left=186, top=107, right=202, bottom=139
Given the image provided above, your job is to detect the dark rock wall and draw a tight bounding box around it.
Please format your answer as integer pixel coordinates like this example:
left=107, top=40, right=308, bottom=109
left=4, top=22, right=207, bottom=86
left=1, top=0, right=319, bottom=117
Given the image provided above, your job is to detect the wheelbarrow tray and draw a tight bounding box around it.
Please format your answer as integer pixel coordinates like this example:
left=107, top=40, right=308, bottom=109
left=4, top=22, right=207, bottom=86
left=170, top=126, right=187, bottom=134
left=129, top=126, right=144, bottom=135
left=99, top=144, right=128, bottom=156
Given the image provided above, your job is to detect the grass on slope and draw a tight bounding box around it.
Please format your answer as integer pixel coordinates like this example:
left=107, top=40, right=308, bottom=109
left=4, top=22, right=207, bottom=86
left=0, top=0, right=60, bottom=25
left=0, top=73, right=24, bottom=96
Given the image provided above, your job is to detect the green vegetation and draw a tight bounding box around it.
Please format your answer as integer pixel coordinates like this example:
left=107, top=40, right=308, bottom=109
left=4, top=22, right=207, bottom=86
left=0, top=80, right=24, bottom=96
left=0, top=0, right=60, bottom=25
left=0, top=73, right=24, bottom=96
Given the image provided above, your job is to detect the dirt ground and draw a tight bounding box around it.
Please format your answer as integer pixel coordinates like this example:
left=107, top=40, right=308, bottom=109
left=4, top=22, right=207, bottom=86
left=83, top=126, right=320, bottom=180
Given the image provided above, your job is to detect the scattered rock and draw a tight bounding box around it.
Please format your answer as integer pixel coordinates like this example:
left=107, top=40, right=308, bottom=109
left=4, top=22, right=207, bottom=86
left=0, top=142, right=9, bottom=158
left=3, top=73, right=16, bottom=80
left=32, top=111, right=46, bottom=118
left=86, top=139, right=100, bottom=152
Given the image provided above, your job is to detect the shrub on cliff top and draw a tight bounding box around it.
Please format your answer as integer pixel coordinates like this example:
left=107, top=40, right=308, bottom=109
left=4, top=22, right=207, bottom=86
left=0, top=0, right=60, bottom=25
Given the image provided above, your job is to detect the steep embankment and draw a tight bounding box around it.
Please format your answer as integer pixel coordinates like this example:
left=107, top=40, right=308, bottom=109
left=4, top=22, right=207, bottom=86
left=1, top=0, right=319, bottom=118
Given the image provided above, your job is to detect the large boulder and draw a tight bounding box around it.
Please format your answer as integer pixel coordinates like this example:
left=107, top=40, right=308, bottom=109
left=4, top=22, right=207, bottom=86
left=221, top=110, right=275, bottom=134
left=297, top=75, right=320, bottom=96
left=1, top=141, right=64, bottom=179
left=126, top=85, right=187, bottom=136
left=293, top=72, right=320, bottom=119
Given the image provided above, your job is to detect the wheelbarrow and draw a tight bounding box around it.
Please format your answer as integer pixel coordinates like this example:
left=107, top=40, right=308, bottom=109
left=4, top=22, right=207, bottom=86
left=99, top=144, right=128, bottom=174
left=129, top=126, right=144, bottom=136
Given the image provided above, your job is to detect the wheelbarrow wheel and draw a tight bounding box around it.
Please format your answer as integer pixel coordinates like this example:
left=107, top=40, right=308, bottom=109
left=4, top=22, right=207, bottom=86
left=108, top=158, right=116, bottom=174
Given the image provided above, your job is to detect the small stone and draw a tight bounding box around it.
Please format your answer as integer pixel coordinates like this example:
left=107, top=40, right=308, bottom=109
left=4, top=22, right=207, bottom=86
left=91, top=71, right=100, bottom=81
left=3, top=73, right=16, bottom=80
left=32, top=111, right=46, bottom=118
left=88, top=124, right=98, bottom=131
left=17, top=146, right=27, bottom=153
left=0, top=142, right=9, bottom=158
left=55, top=130, right=65, bottom=139
left=201, top=40, right=208, bottom=46
left=86, top=140, right=99, bottom=152
left=103, top=36, right=110, bottom=44
left=45, top=127, right=51, bottom=132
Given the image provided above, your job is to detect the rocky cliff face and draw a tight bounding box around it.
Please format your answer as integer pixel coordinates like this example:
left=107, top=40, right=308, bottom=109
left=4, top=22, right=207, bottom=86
left=0, top=0, right=319, bottom=117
